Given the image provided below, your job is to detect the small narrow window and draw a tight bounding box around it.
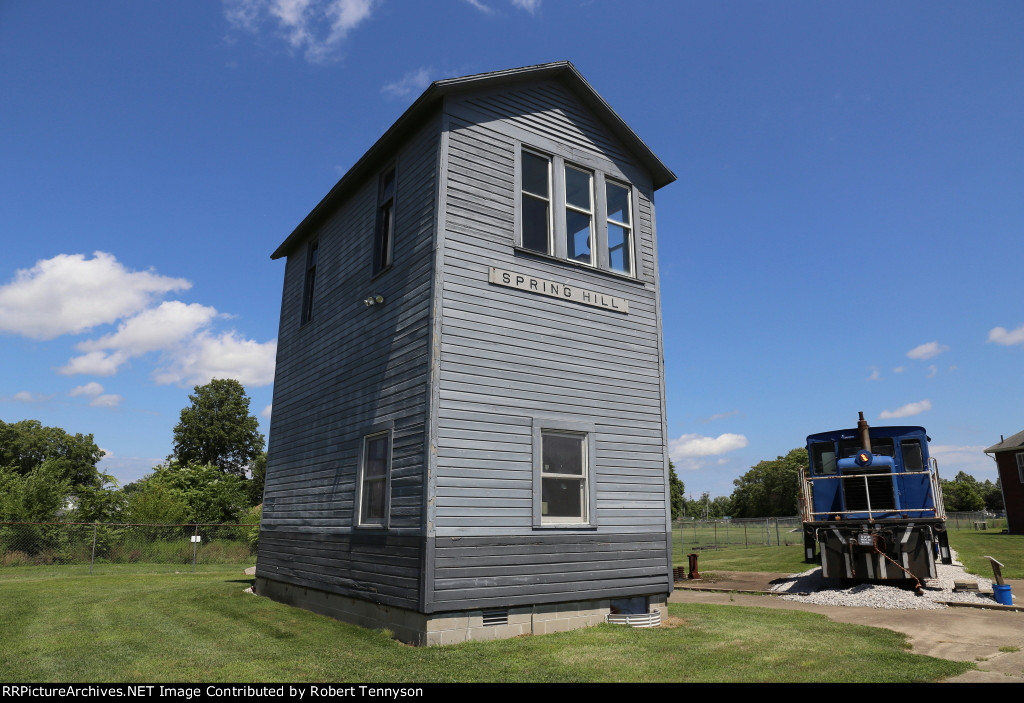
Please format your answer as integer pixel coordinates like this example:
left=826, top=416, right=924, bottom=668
left=300, top=240, right=318, bottom=325
left=605, top=181, right=633, bottom=275
left=541, top=430, right=588, bottom=523
left=1016, top=452, right=1024, bottom=484
left=901, top=440, right=924, bottom=471
left=373, top=168, right=396, bottom=274
left=811, top=442, right=837, bottom=475
left=564, top=165, right=593, bottom=265
left=521, top=151, right=551, bottom=254
left=359, top=431, right=390, bottom=525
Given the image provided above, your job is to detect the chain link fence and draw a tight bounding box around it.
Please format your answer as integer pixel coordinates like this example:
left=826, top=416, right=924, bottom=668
left=0, top=522, right=258, bottom=573
left=673, top=516, right=802, bottom=552
left=945, top=512, right=1009, bottom=531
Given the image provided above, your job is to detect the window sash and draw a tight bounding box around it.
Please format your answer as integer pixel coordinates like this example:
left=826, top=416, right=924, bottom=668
left=359, top=432, right=390, bottom=525
left=300, top=240, right=318, bottom=325
left=540, top=430, right=588, bottom=523
left=373, top=168, right=396, bottom=274
left=521, top=151, right=551, bottom=254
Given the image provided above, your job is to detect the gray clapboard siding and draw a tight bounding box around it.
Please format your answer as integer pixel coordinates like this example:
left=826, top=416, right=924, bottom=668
left=258, top=113, right=441, bottom=602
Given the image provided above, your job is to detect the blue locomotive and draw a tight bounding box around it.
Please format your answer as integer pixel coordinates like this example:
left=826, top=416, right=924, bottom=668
left=799, top=413, right=952, bottom=583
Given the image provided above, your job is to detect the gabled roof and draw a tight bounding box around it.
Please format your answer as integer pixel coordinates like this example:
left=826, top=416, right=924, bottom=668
left=271, top=61, right=676, bottom=260
left=985, top=428, right=1024, bottom=453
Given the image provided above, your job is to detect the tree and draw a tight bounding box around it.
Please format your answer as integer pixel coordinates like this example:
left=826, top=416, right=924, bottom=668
left=941, top=471, right=986, bottom=512
left=247, top=452, right=267, bottom=507
left=668, top=461, right=686, bottom=520
left=729, top=448, right=806, bottom=518
left=0, top=419, right=106, bottom=488
left=172, top=379, right=265, bottom=477
left=142, top=461, right=249, bottom=525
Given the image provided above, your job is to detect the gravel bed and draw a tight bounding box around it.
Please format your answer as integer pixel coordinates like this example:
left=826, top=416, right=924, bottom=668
left=769, top=551, right=1002, bottom=610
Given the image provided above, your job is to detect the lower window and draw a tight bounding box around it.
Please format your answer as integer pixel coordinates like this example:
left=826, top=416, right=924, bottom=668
left=533, top=419, right=596, bottom=527
left=541, top=431, right=587, bottom=523
left=358, top=431, right=390, bottom=526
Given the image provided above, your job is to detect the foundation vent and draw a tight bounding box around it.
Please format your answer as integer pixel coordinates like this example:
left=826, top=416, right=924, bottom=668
left=482, top=609, right=509, bottom=627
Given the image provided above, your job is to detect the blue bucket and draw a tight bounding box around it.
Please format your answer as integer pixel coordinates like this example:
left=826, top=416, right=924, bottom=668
left=993, top=584, right=1013, bottom=606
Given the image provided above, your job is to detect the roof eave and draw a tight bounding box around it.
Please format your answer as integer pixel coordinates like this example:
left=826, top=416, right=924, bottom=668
left=271, top=61, right=676, bottom=260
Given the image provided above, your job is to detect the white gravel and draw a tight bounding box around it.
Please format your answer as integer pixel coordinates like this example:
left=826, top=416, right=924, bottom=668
left=769, top=551, right=1007, bottom=610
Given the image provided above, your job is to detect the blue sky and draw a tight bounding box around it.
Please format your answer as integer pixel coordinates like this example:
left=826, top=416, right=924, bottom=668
left=1, top=1, right=1022, bottom=500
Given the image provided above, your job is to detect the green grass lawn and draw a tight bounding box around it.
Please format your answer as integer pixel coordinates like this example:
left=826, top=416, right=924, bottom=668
left=947, top=529, right=1024, bottom=580
left=0, top=566, right=970, bottom=683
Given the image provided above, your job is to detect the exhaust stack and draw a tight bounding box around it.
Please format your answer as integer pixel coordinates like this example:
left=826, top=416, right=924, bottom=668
left=857, top=411, right=872, bottom=452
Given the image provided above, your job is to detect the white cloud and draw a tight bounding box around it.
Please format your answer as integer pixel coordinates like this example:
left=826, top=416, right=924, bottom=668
left=61, top=301, right=221, bottom=376
left=69, top=382, right=104, bottom=397
left=90, top=394, right=123, bottom=408
left=669, top=433, right=748, bottom=461
left=892, top=366, right=905, bottom=373
left=381, top=67, right=433, bottom=98
left=11, top=391, right=52, bottom=403
left=261, top=404, right=273, bottom=419
left=906, top=341, right=949, bottom=360
left=153, top=330, right=277, bottom=387
left=77, top=301, right=220, bottom=357
left=926, top=364, right=938, bottom=378
left=58, top=350, right=129, bottom=377
left=224, top=0, right=376, bottom=63
left=988, top=324, right=1024, bottom=346
left=511, top=0, right=541, bottom=13
left=0, top=252, right=190, bottom=340
left=929, top=445, right=996, bottom=479
left=866, top=366, right=881, bottom=381
left=463, top=0, right=495, bottom=14
left=879, top=399, right=932, bottom=419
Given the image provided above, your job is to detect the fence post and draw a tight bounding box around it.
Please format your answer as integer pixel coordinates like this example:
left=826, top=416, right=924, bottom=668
left=744, top=522, right=748, bottom=548
left=192, top=524, right=199, bottom=573
left=775, top=518, right=781, bottom=547
left=90, top=522, right=98, bottom=575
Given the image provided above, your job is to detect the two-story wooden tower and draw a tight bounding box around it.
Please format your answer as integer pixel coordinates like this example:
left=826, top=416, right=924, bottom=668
left=255, top=62, right=677, bottom=645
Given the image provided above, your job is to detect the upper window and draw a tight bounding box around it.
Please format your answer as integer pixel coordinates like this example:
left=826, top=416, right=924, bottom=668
left=1017, top=452, right=1024, bottom=483
left=519, top=147, right=636, bottom=277
left=564, top=165, right=593, bottom=265
left=521, top=151, right=551, bottom=255
left=300, top=239, right=318, bottom=325
left=358, top=430, right=391, bottom=526
left=605, top=180, right=633, bottom=275
left=373, top=167, right=396, bottom=275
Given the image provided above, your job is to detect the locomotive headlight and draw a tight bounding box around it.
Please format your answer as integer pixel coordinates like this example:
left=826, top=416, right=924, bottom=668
left=855, top=450, right=873, bottom=467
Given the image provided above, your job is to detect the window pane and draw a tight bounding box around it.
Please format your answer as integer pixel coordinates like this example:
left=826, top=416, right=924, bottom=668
left=379, top=169, right=396, bottom=201
left=811, top=442, right=836, bottom=475
left=565, top=167, right=592, bottom=210
left=606, top=182, right=630, bottom=224
left=566, top=210, right=592, bottom=263
left=522, top=195, right=550, bottom=253
left=542, top=477, right=583, bottom=518
left=542, top=433, right=584, bottom=475
left=901, top=440, right=924, bottom=470
left=365, top=435, right=388, bottom=478
left=608, top=224, right=631, bottom=273
left=522, top=152, right=549, bottom=197
left=362, top=478, right=385, bottom=521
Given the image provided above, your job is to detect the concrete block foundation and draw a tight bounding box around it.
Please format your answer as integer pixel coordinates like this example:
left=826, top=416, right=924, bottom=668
left=255, top=576, right=667, bottom=646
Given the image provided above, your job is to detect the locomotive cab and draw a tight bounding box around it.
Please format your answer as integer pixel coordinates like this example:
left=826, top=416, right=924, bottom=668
left=800, top=413, right=952, bottom=581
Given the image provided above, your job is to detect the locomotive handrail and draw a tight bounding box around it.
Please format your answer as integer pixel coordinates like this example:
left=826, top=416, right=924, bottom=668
left=801, top=468, right=940, bottom=521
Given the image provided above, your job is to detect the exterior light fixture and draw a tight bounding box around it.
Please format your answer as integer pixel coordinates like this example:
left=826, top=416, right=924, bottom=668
left=363, top=295, right=385, bottom=306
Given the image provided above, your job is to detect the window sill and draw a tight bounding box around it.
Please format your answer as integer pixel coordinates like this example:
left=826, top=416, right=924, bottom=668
left=513, top=247, right=644, bottom=284
left=533, top=523, right=598, bottom=531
